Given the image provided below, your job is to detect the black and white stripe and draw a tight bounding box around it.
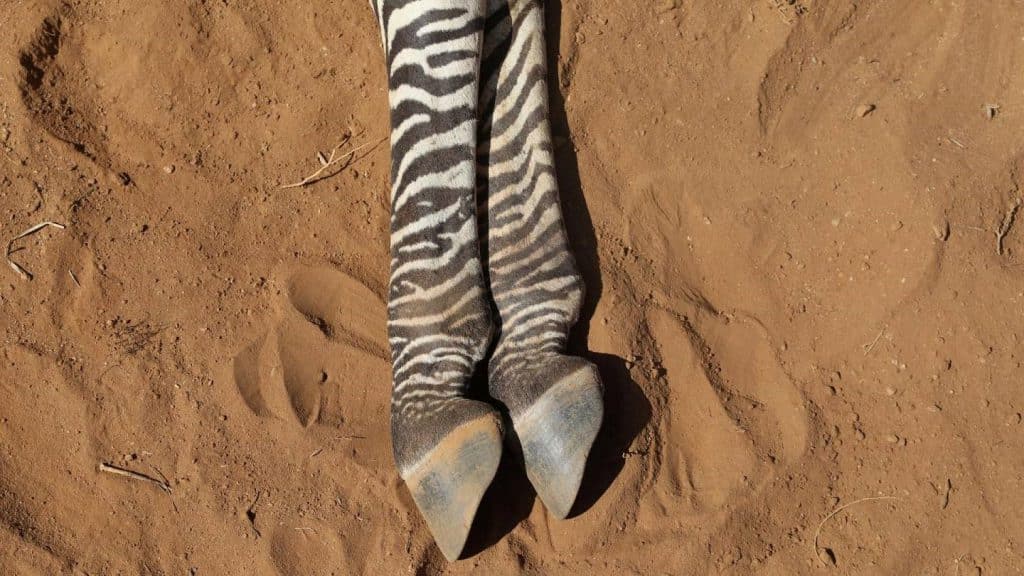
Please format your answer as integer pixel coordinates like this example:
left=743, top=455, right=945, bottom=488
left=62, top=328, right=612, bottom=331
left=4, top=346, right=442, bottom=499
left=369, top=0, right=603, bottom=559
left=373, top=0, right=497, bottom=466
left=478, top=0, right=585, bottom=401
left=476, top=0, right=604, bottom=521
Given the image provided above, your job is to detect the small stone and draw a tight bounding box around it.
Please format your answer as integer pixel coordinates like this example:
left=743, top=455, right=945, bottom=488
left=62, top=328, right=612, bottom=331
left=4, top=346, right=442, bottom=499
left=984, top=103, right=1000, bottom=119
left=886, top=434, right=900, bottom=443
left=855, top=103, right=876, bottom=118
left=656, top=0, right=677, bottom=13
left=885, top=386, right=896, bottom=396
left=163, top=164, right=176, bottom=174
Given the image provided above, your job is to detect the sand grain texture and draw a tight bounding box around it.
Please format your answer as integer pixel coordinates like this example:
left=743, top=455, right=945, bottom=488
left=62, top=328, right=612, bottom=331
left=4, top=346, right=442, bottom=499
left=1, top=0, right=1022, bottom=574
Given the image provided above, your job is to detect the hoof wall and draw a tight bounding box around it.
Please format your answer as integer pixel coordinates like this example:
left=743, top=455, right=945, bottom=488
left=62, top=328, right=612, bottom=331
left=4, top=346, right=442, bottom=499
left=404, top=415, right=504, bottom=560
left=514, top=364, right=604, bottom=519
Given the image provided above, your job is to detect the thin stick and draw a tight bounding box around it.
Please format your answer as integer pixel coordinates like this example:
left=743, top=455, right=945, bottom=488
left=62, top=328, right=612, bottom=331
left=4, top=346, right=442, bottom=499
left=6, top=221, right=67, bottom=280
left=279, top=133, right=352, bottom=188
left=863, top=327, right=885, bottom=355
left=98, top=462, right=172, bottom=493
left=279, top=136, right=384, bottom=189
left=68, top=270, right=81, bottom=287
left=813, top=495, right=899, bottom=565
left=954, top=553, right=968, bottom=576
left=996, top=198, right=1021, bottom=256
left=0, top=147, right=16, bottom=165
left=310, top=434, right=366, bottom=458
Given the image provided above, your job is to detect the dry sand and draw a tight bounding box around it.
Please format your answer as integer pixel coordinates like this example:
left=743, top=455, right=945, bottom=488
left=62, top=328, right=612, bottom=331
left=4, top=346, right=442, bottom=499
left=2, top=0, right=1023, bottom=574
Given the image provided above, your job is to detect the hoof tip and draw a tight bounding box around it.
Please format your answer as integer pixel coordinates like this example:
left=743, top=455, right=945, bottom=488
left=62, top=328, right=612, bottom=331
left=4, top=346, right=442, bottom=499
left=515, top=364, right=604, bottom=519
left=403, top=414, right=503, bottom=561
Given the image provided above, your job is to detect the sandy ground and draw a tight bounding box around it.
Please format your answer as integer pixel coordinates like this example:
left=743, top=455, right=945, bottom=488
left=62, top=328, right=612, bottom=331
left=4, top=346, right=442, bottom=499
left=1, top=0, right=1023, bottom=574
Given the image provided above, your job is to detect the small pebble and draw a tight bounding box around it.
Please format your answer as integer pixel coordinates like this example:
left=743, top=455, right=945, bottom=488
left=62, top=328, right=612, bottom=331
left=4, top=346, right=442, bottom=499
left=163, top=164, right=176, bottom=174
left=855, top=103, right=876, bottom=118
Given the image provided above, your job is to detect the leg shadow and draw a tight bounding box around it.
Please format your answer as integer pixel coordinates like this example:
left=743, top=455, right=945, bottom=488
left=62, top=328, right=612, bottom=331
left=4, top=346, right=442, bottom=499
left=568, top=352, right=650, bottom=517
left=544, top=1, right=652, bottom=517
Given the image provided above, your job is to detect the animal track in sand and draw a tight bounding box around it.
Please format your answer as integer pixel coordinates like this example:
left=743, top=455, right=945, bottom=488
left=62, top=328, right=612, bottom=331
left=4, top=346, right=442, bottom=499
left=645, top=304, right=808, bottom=514
left=17, top=6, right=114, bottom=168
left=269, top=520, right=354, bottom=576
left=233, top=267, right=389, bottom=431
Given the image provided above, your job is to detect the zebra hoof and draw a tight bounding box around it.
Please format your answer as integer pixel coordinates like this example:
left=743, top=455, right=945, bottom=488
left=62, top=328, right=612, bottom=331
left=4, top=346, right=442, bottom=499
left=514, top=362, right=604, bottom=519
left=403, top=414, right=504, bottom=561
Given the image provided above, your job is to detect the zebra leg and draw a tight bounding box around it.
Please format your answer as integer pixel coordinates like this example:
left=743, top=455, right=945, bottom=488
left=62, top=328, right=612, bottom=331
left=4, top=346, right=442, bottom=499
left=372, top=0, right=502, bottom=560
left=477, top=0, right=604, bottom=519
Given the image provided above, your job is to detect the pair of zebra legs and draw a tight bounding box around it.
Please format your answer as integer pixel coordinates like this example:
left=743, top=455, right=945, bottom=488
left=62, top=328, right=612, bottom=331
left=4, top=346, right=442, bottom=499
left=370, top=0, right=603, bottom=560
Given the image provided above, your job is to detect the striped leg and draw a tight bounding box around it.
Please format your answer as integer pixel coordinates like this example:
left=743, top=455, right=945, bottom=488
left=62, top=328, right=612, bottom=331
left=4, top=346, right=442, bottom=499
left=478, top=0, right=604, bottom=519
left=371, top=0, right=503, bottom=560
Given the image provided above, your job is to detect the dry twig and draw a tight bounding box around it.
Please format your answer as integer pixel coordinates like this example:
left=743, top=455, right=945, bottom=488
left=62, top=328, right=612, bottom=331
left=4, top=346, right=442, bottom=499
left=310, top=434, right=367, bottom=458
left=996, top=198, right=1021, bottom=256
left=6, top=221, right=66, bottom=280
left=813, top=495, right=899, bottom=566
left=863, top=327, right=885, bottom=355
left=280, top=135, right=384, bottom=189
left=98, top=462, right=172, bottom=493
left=954, top=553, right=971, bottom=576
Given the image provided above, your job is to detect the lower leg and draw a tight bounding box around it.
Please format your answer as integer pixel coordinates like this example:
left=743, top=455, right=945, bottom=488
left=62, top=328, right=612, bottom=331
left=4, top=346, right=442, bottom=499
left=477, top=0, right=603, bottom=519
left=374, top=0, right=502, bottom=560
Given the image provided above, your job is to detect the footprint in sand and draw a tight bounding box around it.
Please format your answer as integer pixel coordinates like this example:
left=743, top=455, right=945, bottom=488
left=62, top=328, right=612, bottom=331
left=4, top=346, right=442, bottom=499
left=269, top=520, right=354, bottom=576
left=18, top=7, right=116, bottom=170
left=646, top=305, right=808, bottom=514
left=233, top=267, right=390, bottom=433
